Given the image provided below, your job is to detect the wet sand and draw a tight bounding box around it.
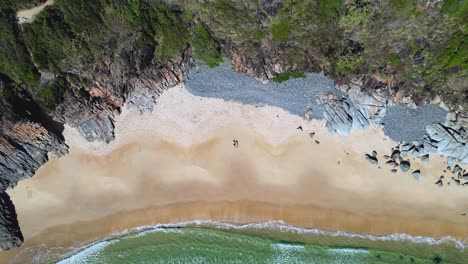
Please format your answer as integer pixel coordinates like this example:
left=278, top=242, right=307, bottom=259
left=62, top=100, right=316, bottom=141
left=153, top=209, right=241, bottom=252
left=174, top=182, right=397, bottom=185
left=1, top=86, right=467, bottom=262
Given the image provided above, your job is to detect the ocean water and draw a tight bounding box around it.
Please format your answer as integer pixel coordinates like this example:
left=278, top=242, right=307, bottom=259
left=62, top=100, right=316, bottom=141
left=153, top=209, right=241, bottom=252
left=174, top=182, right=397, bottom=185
left=57, top=221, right=467, bottom=264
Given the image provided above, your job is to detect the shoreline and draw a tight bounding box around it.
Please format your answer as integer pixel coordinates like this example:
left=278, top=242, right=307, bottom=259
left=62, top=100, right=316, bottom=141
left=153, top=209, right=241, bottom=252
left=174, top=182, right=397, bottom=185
left=1, top=85, right=467, bottom=262
left=57, top=219, right=467, bottom=263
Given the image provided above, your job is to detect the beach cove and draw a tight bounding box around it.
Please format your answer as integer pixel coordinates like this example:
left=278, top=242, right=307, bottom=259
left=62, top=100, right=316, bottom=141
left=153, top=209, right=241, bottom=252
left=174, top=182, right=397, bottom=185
left=1, top=83, right=467, bottom=263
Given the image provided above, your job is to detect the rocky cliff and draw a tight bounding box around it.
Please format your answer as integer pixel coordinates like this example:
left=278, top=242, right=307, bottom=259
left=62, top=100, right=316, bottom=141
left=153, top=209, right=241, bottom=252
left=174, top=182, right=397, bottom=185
left=0, top=192, right=23, bottom=250
left=0, top=0, right=466, bottom=250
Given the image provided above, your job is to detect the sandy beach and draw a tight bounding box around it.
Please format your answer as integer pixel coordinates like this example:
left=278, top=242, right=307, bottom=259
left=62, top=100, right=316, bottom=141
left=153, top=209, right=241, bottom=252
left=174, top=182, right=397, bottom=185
left=1, top=85, right=467, bottom=262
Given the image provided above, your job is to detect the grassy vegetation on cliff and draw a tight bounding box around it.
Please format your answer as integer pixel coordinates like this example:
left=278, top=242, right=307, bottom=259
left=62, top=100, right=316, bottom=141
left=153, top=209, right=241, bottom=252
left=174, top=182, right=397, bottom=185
left=0, top=0, right=466, bottom=109
left=0, top=10, right=39, bottom=86
left=191, top=25, right=223, bottom=67
left=272, top=72, right=306, bottom=83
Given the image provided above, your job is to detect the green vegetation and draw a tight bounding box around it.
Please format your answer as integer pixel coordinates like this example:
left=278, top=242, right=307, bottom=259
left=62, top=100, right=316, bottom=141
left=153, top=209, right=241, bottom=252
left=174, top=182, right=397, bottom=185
left=272, top=17, right=291, bottom=42
left=272, top=71, right=306, bottom=83
left=337, top=54, right=362, bottom=75
left=0, top=0, right=467, bottom=110
left=319, top=0, right=343, bottom=21
left=389, top=0, right=416, bottom=15
left=36, top=77, right=67, bottom=110
left=0, top=11, right=39, bottom=85
left=0, top=0, right=41, bottom=11
left=388, top=53, right=401, bottom=67
left=253, top=29, right=266, bottom=42
left=441, top=0, right=468, bottom=19
left=191, top=25, right=223, bottom=67
left=120, top=0, right=189, bottom=63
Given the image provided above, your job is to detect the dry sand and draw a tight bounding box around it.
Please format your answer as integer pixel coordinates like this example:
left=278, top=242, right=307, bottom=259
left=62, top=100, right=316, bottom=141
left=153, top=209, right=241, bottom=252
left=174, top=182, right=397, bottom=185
left=17, top=0, right=54, bottom=23
left=1, top=85, right=467, bottom=262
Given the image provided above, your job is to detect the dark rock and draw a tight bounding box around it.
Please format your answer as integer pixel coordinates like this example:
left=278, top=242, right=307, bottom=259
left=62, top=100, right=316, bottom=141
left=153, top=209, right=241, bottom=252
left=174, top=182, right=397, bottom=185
left=390, top=169, right=397, bottom=173
left=385, top=160, right=396, bottom=166
left=451, top=177, right=460, bottom=185
left=296, top=126, right=303, bottom=131
left=315, top=140, right=320, bottom=144
left=309, top=132, right=315, bottom=138
left=462, top=173, right=468, bottom=180
left=400, top=160, right=411, bottom=172
left=440, top=175, right=445, bottom=179
left=0, top=192, right=23, bottom=250
left=411, top=170, right=421, bottom=180
left=421, top=154, right=429, bottom=163
left=365, top=154, right=378, bottom=164
left=401, top=149, right=408, bottom=158
left=435, top=179, right=443, bottom=187
left=453, top=164, right=462, bottom=173
left=391, top=150, right=400, bottom=160
left=372, top=150, right=377, bottom=157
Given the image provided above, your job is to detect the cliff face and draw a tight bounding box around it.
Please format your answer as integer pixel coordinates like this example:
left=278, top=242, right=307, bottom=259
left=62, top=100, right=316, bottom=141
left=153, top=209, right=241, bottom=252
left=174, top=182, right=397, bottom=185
left=0, top=192, right=23, bottom=250
left=0, top=0, right=466, bottom=250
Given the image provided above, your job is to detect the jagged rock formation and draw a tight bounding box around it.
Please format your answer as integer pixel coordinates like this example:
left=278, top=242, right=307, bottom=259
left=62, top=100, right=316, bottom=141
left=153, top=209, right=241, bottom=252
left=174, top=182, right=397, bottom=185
left=320, top=84, right=386, bottom=135
left=0, top=79, right=68, bottom=191
left=425, top=112, right=468, bottom=163
left=0, top=192, right=23, bottom=250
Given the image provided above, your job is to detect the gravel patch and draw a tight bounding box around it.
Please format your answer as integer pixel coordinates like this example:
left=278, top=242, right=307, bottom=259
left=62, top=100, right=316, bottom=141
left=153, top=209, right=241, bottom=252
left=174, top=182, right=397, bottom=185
left=382, top=104, right=447, bottom=142
left=184, top=63, right=338, bottom=119
left=185, top=62, right=448, bottom=143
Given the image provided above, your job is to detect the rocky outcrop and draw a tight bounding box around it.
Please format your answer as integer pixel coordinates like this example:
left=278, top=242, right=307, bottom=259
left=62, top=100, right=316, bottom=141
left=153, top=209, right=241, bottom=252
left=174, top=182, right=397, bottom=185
left=321, top=81, right=387, bottom=136
left=0, top=192, right=23, bottom=250
left=0, top=81, right=68, bottom=191
left=49, top=41, right=192, bottom=143
left=0, top=38, right=192, bottom=250
left=425, top=112, right=467, bottom=164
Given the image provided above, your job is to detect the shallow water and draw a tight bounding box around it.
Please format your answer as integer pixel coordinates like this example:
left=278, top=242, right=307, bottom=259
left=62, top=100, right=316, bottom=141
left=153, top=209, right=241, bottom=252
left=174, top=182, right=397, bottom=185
left=58, top=222, right=467, bottom=264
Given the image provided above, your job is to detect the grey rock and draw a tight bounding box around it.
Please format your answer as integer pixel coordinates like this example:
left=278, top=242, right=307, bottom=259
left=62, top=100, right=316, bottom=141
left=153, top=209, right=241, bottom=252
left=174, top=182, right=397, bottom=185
left=365, top=154, right=378, bottom=164
left=324, top=100, right=353, bottom=135
left=391, top=150, right=401, bottom=160
left=426, top=115, right=467, bottom=164
left=451, top=177, right=460, bottom=185
left=309, top=132, right=315, bottom=138
left=385, top=160, right=396, bottom=166
left=421, top=154, right=430, bottom=163
left=453, top=164, right=462, bottom=173
left=0, top=192, right=23, bottom=250
left=390, top=169, right=397, bottom=173
left=400, top=160, right=411, bottom=172
left=401, top=149, right=408, bottom=157
left=383, top=155, right=390, bottom=159
left=435, top=179, right=443, bottom=187
left=462, top=173, right=468, bottom=180
left=411, top=170, right=421, bottom=180
left=372, top=150, right=377, bottom=157
left=447, top=157, right=457, bottom=165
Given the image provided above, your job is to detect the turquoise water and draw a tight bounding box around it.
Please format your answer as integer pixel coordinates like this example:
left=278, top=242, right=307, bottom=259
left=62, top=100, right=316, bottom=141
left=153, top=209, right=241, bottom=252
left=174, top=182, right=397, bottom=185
left=57, top=222, right=467, bottom=264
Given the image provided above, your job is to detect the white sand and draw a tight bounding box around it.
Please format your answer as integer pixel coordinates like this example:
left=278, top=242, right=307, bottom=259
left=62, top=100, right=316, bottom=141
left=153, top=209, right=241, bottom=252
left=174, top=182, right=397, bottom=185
left=64, top=85, right=392, bottom=156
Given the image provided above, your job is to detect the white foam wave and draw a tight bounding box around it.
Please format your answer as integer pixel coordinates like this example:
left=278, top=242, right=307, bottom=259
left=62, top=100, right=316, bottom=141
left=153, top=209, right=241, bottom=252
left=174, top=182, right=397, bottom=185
left=141, top=220, right=467, bottom=250
left=57, top=240, right=111, bottom=264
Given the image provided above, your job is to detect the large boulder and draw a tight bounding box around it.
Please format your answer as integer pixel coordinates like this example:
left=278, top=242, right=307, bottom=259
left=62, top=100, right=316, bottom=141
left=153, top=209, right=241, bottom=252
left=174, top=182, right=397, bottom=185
left=400, top=160, right=411, bottom=172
